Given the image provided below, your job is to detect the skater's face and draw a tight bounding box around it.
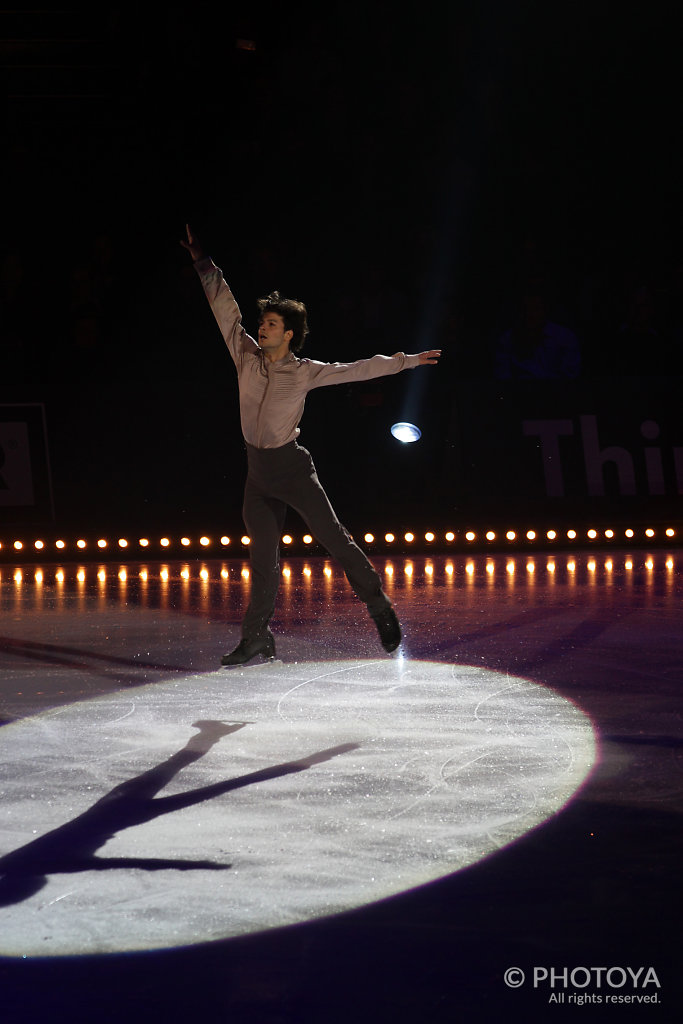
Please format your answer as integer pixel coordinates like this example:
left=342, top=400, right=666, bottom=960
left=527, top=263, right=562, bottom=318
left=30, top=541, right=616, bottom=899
left=258, top=311, right=294, bottom=361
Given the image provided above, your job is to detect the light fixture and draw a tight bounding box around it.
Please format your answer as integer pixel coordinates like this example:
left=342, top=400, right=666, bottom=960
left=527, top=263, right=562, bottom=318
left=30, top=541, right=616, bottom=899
left=390, top=422, right=421, bottom=443
left=1, top=520, right=680, bottom=564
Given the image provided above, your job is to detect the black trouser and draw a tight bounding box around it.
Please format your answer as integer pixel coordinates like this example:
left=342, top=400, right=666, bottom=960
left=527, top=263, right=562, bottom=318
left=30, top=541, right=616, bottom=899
left=241, top=441, right=389, bottom=638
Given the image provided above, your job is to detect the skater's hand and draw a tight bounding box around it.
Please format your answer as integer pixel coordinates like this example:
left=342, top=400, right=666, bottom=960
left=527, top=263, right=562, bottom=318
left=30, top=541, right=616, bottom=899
left=417, top=349, right=441, bottom=365
left=180, top=223, right=206, bottom=262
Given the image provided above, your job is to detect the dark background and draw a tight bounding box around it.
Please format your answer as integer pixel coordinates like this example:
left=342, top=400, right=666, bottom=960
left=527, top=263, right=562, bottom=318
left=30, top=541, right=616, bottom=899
left=1, top=2, right=681, bottom=535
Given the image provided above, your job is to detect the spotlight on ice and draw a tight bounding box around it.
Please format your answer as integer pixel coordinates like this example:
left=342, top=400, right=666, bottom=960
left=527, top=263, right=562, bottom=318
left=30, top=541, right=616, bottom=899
left=391, top=422, right=421, bottom=443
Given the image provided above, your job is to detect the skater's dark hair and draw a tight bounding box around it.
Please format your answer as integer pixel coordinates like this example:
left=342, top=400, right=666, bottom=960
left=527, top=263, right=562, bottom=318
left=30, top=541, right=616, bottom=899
left=257, top=291, right=309, bottom=353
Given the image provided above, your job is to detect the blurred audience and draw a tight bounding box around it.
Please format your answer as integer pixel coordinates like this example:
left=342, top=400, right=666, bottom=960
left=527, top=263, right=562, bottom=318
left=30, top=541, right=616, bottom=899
left=494, top=291, right=581, bottom=379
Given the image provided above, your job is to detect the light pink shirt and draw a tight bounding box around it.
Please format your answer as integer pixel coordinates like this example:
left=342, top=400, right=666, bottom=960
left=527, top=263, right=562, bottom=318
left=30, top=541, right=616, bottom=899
left=195, top=258, right=421, bottom=449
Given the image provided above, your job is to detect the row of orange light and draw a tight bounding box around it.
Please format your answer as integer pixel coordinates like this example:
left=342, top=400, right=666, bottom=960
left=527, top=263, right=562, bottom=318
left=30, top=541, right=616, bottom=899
left=0, top=525, right=678, bottom=554
left=4, top=555, right=675, bottom=586
left=2, top=535, right=227, bottom=552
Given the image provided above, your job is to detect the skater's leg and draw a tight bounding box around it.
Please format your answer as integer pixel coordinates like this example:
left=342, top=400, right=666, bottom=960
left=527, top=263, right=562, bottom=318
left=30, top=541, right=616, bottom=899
left=240, top=482, right=287, bottom=640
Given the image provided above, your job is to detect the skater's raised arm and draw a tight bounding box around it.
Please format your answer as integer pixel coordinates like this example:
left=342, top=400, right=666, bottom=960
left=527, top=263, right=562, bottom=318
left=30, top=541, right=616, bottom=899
left=179, top=223, right=206, bottom=263
left=180, top=223, right=259, bottom=365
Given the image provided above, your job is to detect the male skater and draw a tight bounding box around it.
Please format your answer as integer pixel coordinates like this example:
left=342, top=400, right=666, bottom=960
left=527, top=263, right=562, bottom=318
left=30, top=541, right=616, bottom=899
left=181, top=225, right=440, bottom=666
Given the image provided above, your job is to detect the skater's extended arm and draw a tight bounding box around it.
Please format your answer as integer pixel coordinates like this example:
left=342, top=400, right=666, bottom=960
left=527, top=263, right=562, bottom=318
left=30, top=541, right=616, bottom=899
left=305, top=349, right=441, bottom=389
